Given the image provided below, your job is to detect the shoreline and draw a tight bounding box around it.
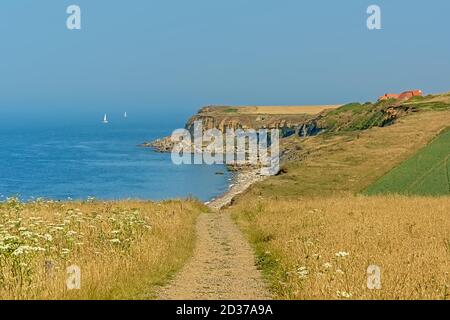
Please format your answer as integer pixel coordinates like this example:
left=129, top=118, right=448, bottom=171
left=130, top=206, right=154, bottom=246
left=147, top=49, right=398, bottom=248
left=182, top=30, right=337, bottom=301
left=206, top=168, right=266, bottom=210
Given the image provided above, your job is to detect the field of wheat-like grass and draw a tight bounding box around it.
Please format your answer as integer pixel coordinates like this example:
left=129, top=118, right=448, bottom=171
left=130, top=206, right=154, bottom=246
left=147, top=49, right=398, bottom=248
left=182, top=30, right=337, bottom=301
left=0, top=197, right=205, bottom=299
left=231, top=196, right=450, bottom=300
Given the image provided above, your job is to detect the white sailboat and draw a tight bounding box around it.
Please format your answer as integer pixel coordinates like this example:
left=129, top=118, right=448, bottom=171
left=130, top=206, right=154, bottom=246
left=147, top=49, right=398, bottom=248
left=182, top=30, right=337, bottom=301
left=124, top=112, right=127, bottom=118
left=103, top=114, right=108, bottom=124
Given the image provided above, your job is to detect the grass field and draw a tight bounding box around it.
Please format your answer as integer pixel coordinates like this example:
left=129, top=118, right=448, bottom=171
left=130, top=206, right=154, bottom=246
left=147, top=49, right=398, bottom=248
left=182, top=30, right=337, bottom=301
left=230, top=105, right=341, bottom=115
left=0, top=198, right=206, bottom=299
left=234, top=110, right=450, bottom=200
left=230, top=109, right=450, bottom=300
left=364, top=129, right=450, bottom=196
left=230, top=196, right=450, bottom=300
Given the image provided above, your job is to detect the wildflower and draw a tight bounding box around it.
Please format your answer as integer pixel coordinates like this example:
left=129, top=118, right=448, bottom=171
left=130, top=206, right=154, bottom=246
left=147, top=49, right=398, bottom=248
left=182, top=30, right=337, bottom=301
left=110, top=239, right=121, bottom=244
left=43, top=234, right=53, bottom=242
left=2, top=235, right=19, bottom=241
left=322, top=262, right=332, bottom=269
left=297, top=266, right=309, bottom=279
left=66, top=230, right=77, bottom=237
left=0, top=244, right=12, bottom=251
left=336, top=269, right=345, bottom=275
left=61, top=248, right=70, bottom=255
left=12, top=245, right=45, bottom=256
left=20, top=231, right=34, bottom=238
left=335, top=251, right=350, bottom=258
left=337, top=291, right=353, bottom=298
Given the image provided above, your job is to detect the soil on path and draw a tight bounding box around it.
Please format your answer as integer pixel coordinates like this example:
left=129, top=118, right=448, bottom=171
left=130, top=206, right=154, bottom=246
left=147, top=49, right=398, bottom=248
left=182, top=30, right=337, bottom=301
left=157, top=209, right=271, bottom=300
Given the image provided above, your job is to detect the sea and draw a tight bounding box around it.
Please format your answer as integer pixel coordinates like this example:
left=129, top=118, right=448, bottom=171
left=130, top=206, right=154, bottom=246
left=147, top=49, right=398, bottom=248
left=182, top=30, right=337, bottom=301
left=0, top=112, right=231, bottom=202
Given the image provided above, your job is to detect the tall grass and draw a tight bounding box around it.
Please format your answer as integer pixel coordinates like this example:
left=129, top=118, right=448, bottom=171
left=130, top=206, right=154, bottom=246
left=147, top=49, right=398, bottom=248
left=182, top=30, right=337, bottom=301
left=230, top=196, right=450, bottom=300
left=0, top=198, right=205, bottom=299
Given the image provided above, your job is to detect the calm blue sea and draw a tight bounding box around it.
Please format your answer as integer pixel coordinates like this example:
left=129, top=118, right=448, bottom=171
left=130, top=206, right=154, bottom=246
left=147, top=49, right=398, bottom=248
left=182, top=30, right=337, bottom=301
left=0, top=114, right=231, bottom=202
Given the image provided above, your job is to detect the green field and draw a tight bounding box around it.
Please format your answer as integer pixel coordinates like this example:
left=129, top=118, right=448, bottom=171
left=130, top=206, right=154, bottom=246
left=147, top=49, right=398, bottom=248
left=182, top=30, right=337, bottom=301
left=364, top=128, right=450, bottom=196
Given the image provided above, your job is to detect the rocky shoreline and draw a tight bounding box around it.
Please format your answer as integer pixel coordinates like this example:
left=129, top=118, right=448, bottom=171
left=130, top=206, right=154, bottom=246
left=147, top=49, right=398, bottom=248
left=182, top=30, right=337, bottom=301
left=143, top=139, right=266, bottom=210
left=206, top=168, right=266, bottom=210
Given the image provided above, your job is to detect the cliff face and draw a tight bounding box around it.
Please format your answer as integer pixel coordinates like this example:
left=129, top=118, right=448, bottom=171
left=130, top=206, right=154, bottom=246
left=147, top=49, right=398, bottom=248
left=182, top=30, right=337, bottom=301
left=144, top=101, right=422, bottom=152
left=184, top=106, right=318, bottom=138
left=144, top=105, right=326, bottom=152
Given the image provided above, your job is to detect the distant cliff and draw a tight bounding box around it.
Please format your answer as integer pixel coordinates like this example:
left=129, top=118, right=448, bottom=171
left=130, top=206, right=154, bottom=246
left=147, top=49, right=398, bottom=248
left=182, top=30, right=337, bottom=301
left=143, top=96, right=450, bottom=152
left=184, top=106, right=322, bottom=136
left=143, top=105, right=333, bottom=152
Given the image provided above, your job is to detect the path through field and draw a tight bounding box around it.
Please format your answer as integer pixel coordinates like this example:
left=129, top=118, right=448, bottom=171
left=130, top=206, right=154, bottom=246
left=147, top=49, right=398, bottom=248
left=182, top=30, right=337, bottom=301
left=157, top=210, right=271, bottom=300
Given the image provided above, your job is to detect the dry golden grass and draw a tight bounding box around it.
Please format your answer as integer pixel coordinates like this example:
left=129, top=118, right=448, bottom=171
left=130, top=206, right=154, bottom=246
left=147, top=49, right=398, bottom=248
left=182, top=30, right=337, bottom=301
left=232, top=105, right=340, bottom=115
left=0, top=198, right=206, bottom=299
left=231, top=196, right=450, bottom=300
left=229, top=110, right=450, bottom=300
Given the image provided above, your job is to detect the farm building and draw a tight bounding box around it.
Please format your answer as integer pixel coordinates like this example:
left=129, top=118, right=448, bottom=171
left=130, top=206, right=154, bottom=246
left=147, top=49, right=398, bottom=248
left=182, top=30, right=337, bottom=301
left=378, top=90, right=423, bottom=101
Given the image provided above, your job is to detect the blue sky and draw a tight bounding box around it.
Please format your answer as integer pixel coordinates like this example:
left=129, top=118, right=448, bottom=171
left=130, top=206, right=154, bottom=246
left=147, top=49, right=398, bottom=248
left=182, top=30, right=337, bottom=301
left=0, top=0, right=449, bottom=121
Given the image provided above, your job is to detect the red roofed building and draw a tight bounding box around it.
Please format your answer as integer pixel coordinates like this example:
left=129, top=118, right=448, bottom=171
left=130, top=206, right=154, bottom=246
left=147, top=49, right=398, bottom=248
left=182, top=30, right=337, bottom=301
left=378, top=90, right=423, bottom=101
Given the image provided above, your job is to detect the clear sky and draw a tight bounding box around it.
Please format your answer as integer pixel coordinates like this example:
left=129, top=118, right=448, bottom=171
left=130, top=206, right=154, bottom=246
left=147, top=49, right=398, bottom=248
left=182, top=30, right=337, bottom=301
left=0, top=0, right=449, bottom=122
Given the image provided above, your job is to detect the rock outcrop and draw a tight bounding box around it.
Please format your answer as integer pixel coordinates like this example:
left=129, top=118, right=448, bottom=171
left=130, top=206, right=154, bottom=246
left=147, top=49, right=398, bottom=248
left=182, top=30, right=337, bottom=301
left=144, top=106, right=326, bottom=152
left=143, top=102, right=416, bottom=152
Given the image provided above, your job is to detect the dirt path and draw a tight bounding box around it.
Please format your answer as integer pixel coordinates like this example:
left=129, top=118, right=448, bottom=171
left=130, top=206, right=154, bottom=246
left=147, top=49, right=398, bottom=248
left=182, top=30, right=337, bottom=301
left=157, top=210, right=271, bottom=300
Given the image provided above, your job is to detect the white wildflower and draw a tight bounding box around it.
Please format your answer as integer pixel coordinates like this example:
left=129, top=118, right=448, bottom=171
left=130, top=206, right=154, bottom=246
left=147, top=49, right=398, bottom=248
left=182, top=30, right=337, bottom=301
left=335, top=251, right=350, bottom=258
left=20, top=231, right=34, bottom=238
left=297, top=266, right=309, bottom=279
left=66, top=230, right=77, bottom=237
left=337, top=291, right=353, bottom=298
left=12, top=245, right=45, bottom=256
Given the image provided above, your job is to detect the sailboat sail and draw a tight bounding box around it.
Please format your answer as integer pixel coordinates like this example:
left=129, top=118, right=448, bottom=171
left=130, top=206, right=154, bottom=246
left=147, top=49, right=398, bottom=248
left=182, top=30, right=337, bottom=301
left=103, top=114, right=108, bottom=123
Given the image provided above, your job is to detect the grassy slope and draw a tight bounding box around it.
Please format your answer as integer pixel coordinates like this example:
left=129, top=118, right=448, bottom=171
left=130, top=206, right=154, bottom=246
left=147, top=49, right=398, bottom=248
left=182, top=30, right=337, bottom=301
left=231, top=196, right=450, bottom=300
left=235, top=110, right=450, bottom=200
left=364, top=129, right=450, bottom=196
left=229, top=96, right=450, bottom=299
left=0, top=199, right=207, bottom=299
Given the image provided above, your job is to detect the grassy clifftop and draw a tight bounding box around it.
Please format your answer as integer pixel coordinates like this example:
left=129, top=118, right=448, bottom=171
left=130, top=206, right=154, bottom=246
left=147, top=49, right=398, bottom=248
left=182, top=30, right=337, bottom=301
left=187, top=92, right=450, bottom=138
left=229, top=92, right=450, bottom=300
left=316, top=92, right=450, bottom=133
left=235, top=105, right=450, bottom=200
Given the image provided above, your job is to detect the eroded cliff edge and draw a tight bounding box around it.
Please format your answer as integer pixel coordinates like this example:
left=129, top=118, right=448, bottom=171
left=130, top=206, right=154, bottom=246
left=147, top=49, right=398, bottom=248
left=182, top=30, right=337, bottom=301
left=141, top=102, right=416, bottom=152
left=143, top=105, right=336, bottom=152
